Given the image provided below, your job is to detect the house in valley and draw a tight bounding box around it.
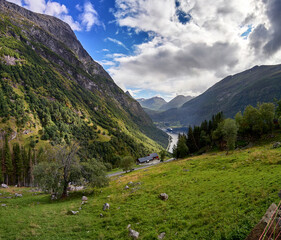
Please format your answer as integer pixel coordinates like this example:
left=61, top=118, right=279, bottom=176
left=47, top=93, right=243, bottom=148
left=137, top=153, right=159, bottom=164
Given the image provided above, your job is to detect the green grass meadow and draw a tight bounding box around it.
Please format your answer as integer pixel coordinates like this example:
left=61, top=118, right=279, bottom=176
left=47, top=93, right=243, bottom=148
left=1, top=143, right=281, bottom=239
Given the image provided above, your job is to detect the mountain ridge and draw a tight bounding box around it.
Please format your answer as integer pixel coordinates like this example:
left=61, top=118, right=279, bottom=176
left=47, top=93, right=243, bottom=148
left=151, top=64, right=281, bottom=126
left=0, top=0, right=168, bottom=162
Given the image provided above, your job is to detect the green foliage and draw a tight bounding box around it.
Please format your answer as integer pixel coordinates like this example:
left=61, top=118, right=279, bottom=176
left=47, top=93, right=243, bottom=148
left=120, top=156, right=134, bottom=172
left=4, top=135, right=12, bottom=183
left=222, top=119, right=238, bottom=151
left=0, top=146, right=3, bottom=182
left=33, top=161, right=62, bottom=194
left=173, top=134, right=189, bottom=158
left=13, top=143, right=23, bottom=185
left=81, top=159, right=108, bottom=188
left=236, top=103, right=275, bottom=136
left=159, top=150, right=166, bottom=162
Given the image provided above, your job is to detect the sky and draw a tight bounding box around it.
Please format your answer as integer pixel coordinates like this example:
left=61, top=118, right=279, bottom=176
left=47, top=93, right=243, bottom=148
left=6, top=0, right=281, bottom=101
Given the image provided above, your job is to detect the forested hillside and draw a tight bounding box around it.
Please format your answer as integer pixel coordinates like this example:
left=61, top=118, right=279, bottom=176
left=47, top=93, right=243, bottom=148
left=0, top=0, right=168, bottom=182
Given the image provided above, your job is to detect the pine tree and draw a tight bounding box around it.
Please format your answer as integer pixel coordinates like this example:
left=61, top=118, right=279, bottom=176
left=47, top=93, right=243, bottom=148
left=13, top=143, right=23, bottom=186
left=4, top=135, right=13, bottom=185
left=186, top=126, right=198, bottom=153
left=0, top=144, right=3, bottom=183
left=21, top=146, right=28, bottom=186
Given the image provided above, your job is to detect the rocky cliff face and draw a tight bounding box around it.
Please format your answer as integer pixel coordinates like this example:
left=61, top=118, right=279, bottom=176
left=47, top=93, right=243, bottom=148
left=0, top=0, right=168, bottom=159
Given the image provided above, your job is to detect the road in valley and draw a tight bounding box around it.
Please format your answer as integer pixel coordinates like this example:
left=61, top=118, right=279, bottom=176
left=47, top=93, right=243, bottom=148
left=107, top=158, right=176, bottom=177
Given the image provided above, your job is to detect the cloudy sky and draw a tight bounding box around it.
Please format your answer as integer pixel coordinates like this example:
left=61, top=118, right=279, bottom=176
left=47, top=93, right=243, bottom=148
left=7, top=0, right=281, bottom=100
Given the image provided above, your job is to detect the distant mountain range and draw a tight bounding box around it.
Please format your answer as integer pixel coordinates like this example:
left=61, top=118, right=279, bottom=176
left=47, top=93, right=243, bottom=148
left=151, top=64, right=281, bottom=126
left=137, top=95, right=193, bottom=111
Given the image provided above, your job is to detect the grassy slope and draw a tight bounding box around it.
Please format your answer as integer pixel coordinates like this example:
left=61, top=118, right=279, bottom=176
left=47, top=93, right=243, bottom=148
left=1, top=140, right=281, bottom=239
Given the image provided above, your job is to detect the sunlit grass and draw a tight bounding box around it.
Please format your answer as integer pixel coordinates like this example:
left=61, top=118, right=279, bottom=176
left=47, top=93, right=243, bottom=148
left=1, top=142, right=281, bottom=239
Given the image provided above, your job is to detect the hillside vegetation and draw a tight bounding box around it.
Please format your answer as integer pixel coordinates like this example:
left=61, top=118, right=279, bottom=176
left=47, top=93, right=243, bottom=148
left=0, top=0, right=168, bottom=170
left=1, top=138, right=281, bottom=239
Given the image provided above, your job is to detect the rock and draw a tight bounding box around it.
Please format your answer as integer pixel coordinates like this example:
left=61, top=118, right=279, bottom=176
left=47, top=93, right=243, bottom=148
left=100, top=213, right=103, bottom=218
left=159, top=193, right=169, bottom=201
left=103, top=203, right=110, bottom=211
left=51, top=194, right=57, bottom=200
left=245, top=203, right=281, bottom=240
left=273, top=142, right=281, bottom=149
left=1, top=184, right=8, bottom=188
left=127, top=224, right=131, bottom=229
left=1, top=204, right=7, bottom=207
left=15, top=193, right=23, bottom=197
left=125, top=185, right=129, bottom=190
left=183, top=169, right=189, bottom=172
left=158, top=232, right=166, bottom=239
left=129, top=228, right=139, bottom=239
left=82, top=196, right=88, bottom=201
left=128, top=181, right=133, bottom=185
left=68, top=210, right=79, bottom=215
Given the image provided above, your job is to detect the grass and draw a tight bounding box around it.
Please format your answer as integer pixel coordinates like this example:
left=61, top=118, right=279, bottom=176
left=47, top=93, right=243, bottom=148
left=1, top=142, right=281, bottom=239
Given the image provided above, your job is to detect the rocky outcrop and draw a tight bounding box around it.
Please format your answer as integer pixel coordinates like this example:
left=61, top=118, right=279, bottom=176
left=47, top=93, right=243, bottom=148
left=246, top=203, right=281, bottom=240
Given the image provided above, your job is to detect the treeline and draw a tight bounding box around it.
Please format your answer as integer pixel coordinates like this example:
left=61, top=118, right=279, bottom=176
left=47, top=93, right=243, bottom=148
left=173, top=100, right=281, bottom=158
left=0, top=135, right=36, bottom=186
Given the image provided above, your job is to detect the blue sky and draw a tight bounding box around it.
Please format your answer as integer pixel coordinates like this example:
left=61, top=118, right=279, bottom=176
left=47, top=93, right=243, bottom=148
left=7, top=0, right=281, bottom=101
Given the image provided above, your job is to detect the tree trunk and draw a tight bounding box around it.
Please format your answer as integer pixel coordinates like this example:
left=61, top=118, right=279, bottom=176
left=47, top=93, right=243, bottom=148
left=61, top=182, right=68, bottom=199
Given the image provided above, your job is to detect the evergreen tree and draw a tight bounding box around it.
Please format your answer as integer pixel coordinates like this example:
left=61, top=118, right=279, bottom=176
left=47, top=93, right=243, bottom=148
left=4, top=135, right=12, bottom=185
left=186, top=126, right=198, bottom=153
left=174, top=134, right=189, bottom=158
left=13, top=143, right=23, bottom=186
left=0, top=144, right=3, bottom=182
left=21, top=146, right=29, bottom=186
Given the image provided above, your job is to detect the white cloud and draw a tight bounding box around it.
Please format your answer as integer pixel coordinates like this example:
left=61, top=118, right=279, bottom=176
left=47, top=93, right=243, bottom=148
left=6, top=0, right=102, bottom=32
left=80, top=1, right=102, bottom=31
left=75, top=4, right=82, bottom=12
left=6, top=0, right=22, bottom=5
left=105, top=37, right=129, bottom=50
left=108, top=0, right=281, bottom=96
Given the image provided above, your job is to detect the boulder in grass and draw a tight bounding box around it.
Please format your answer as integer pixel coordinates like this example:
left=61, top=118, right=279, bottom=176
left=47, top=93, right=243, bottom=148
left=129, top=228, right=139, bottom=239
left=15, top=193, right=23, bottom=197
left=51, top=194, right=57, bottom=200
left=68, top=210, right=79, bottom=215
left=159, top=193, right=168, bottom=201
left=1, top=184, right=8, bottom=188
left=158, top=232, right=166, bottom=239
left=82, top=196, right=88, bottom=201
left=1, top=204, right=7, bottom=207
left=124, top=185, right=129, bottom=190
left=103, top=203, right=110, bottom=211
left=273, top=142, right=281, bottom=149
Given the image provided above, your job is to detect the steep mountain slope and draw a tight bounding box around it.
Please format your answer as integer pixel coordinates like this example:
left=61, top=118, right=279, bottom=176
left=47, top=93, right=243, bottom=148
left=152, top=64, right=281, bottom=126
left=137, top=96, right=167, bottom=111
left=0, top=0, right=168, bottom=162
left=159, top=95, right=193, bottom=111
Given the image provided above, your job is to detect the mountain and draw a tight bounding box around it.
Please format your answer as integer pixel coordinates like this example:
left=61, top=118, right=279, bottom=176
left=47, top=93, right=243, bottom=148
left=159, top=95, right=193, bottom=111
left=137, top=96, right=167, bottom=111
left=152, top=64, right=281, bottom=126
left=0, top=0, right=168, bottom=163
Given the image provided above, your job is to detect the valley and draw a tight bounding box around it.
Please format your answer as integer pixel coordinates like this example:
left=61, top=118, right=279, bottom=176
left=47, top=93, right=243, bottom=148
left=1, top=138, right=281, bottom=239
left=1, top=0, right=281, bottom=239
